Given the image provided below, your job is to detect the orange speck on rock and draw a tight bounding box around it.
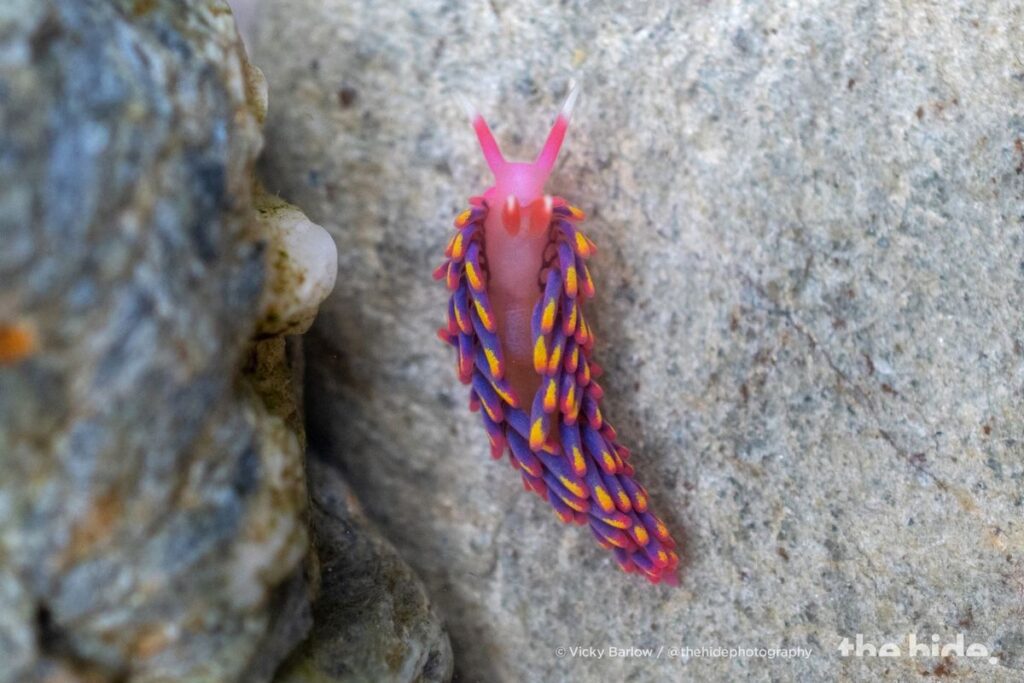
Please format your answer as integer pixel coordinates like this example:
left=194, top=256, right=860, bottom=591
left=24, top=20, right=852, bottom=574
left=62, top=491, right=123, bottom=566
left=0, top=323, right=37, bottom=365
left=132, top=0, right=157, bottom=16
left=134, top=624, right=171, bottom=659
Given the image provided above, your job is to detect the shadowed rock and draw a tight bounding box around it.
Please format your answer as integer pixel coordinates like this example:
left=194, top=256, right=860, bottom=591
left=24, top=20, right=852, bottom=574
left=274, top=457, right=453, bottom=683
left=0, top=1, right=311, bottom=680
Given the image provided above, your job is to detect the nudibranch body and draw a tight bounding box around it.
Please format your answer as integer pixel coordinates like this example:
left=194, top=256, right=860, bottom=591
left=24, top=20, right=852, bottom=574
left=435, top=87, right=679, bottom=584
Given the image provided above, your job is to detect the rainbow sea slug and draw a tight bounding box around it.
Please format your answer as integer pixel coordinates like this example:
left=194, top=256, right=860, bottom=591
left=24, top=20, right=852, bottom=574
left=435, top=86, right=679, bottom=584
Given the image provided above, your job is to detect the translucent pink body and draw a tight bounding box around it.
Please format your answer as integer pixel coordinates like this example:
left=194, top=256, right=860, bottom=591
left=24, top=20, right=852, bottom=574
left=473, top=109, right=571, bottom=404
left=482, top=206, right=547, bottom=403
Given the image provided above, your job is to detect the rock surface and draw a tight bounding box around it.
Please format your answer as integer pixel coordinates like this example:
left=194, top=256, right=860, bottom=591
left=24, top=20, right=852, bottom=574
left=255, top=189, right=339, bottom=337
left=0, top=1, right=312, bottom=681
left=274, top=458, right=453, bottom=683
left=250, top=0, right=1024, bottom=680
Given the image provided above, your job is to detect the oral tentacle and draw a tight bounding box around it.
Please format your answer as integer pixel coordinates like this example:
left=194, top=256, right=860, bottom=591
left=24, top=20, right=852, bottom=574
left=501, top=195, right=521, bottom=235
left=527, top=195, right=554, bottom=234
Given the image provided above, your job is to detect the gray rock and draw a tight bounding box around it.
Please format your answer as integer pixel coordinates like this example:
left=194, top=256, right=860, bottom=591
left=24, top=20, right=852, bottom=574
left=0, top=1, right=309, bottom=681
left=249, top=0, right=1024, bottom=680
left=241, top=566, right=314, bottom=683
left=0, top=569, right=35, bottom=680
left=274, top=457, right=453, bottom=683
left=237, top=318, right=323, bottom=683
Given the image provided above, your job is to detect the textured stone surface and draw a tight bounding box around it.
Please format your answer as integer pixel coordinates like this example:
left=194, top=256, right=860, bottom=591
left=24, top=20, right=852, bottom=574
left=0, top=1, right=312, bottom=680
left=274, top=458, right=453, bottom=683
left=250, top=0, right=1023, bottom=680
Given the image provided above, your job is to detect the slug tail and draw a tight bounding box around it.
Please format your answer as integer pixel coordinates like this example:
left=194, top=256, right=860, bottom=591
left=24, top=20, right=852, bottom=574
left=437, top=196, right=680, bottom=585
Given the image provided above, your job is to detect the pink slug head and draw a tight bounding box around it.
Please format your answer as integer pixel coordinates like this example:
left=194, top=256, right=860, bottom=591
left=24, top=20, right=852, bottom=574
left=462, top=85, right=578, bottom=233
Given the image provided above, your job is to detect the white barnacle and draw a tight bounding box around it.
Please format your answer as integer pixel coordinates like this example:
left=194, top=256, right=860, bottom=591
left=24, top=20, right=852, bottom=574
left=254, top=188, right=338, bottom=336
